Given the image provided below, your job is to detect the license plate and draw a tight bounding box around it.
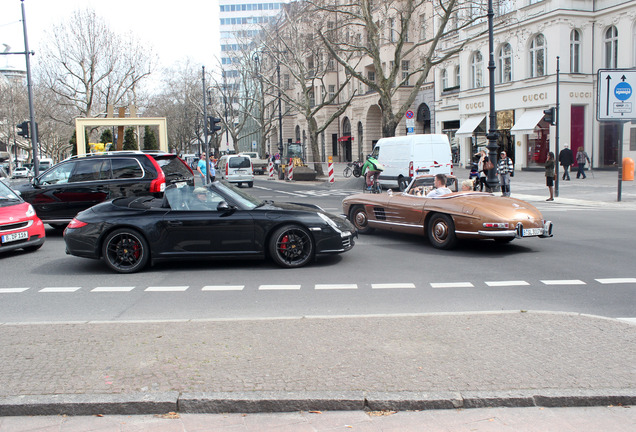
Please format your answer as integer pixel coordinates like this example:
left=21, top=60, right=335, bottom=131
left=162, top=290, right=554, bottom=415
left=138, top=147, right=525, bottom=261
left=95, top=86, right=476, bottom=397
left=523, top=228, right=543, bottom=237
left=1, top=231, right=28, bottom=244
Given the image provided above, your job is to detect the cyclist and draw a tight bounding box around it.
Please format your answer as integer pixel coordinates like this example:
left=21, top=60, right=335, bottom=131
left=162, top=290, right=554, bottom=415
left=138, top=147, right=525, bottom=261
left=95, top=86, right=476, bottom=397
left=361, top=154, right=383, bottom=191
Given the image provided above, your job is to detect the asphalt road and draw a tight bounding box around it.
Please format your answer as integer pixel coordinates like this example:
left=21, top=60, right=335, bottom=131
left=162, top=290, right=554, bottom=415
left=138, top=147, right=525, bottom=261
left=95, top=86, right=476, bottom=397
left=1, top=175, right=635, bottom=323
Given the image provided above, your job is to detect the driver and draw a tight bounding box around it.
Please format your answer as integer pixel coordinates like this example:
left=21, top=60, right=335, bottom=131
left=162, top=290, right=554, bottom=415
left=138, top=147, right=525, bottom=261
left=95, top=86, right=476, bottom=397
left=190, top=186, right=211, bottom=210
left=425, top=174, right=452, bottom=198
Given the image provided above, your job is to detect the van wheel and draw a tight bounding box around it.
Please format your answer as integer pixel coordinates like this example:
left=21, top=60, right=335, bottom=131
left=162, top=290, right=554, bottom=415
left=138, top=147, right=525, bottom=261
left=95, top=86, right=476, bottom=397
left=237, top=182, right=242, bottom=187
left=398, top=177, right=408, bottom=191
left=248, top=181, right=253, bottom=188
left=428, top=213, right=458, bottom=250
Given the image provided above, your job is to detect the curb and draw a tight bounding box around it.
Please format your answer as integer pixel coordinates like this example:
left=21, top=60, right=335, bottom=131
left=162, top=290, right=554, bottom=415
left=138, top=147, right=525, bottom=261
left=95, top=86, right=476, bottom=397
left=1, top=390, right=634, bottom=416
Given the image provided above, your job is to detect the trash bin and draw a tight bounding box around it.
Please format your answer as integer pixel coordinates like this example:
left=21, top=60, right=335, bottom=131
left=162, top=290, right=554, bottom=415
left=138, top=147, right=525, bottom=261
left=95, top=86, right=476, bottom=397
left=622, top=157, right=634, bottom=181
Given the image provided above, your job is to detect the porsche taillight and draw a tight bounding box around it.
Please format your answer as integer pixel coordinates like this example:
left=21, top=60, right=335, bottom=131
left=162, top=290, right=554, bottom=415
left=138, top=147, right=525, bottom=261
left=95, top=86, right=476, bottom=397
left=67, top=218, right=88, bottom=229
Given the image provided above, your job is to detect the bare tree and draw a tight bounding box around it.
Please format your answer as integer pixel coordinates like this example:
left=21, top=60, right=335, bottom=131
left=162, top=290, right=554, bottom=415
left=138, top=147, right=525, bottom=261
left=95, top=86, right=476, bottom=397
left=312, top=0, right=487, bottom=137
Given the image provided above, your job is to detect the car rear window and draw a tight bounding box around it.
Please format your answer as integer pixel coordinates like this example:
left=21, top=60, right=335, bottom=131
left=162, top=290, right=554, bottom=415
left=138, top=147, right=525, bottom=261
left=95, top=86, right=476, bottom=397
left=111, top=158, right=143, bottom=179
left=229, top=157, right=251, bottom=169
left=153, top=155, right=193, bottom=179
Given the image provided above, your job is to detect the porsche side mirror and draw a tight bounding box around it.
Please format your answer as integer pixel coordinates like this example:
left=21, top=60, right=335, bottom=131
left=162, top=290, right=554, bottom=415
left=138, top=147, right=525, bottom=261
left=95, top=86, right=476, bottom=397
left=217, top=201, right=230, bottom=211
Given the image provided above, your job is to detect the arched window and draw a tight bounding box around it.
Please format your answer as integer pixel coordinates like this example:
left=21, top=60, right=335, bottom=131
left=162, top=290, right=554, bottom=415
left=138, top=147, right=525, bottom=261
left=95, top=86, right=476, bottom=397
left=498, top=43, right=512, bottom=83
left=529, top=34, right=546, bottom=77
left=570, top=29, right=581, bottom=73
left=455, top=65, right=461, bottom=88
left=441, top=69, right=448, bottom=90
left=604, top=26, right=618, bottom=68
left=471, top=51, right=483, bottom=88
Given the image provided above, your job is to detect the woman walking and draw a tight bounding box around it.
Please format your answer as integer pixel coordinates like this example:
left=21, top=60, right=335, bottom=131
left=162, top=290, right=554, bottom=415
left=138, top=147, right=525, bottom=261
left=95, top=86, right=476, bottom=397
left=545, top=151, right=555, bottom=201
left=576, top=146, right=591, bottom=179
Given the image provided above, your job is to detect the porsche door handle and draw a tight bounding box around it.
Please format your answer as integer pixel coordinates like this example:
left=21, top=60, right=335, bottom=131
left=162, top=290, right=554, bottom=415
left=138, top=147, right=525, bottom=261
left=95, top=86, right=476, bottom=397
left=166, top=221, right=183, bottom=226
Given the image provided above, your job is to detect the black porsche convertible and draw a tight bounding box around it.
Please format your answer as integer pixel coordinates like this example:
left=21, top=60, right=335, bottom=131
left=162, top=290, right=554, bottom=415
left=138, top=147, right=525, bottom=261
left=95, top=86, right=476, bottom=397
left=63, top=181, right=356, bottom=273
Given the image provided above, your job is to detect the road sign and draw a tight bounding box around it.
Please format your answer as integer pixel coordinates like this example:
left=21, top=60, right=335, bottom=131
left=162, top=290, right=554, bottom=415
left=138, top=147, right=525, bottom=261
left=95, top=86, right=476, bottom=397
left=405, top=110, right=414, bottom=119
left=597, top=69, right=636, bottom=121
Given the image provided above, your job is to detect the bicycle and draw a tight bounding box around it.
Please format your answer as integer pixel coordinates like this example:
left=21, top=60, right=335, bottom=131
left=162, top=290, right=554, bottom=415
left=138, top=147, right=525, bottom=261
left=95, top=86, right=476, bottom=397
left=343, top=161, right=363, bottom=178
left=363, top=172, right=381, bottom=194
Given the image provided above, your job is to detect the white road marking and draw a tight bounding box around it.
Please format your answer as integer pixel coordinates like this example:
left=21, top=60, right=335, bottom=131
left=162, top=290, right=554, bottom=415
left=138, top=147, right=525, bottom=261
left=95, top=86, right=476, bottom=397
left=596, top=278, right=636, bottom=284
left=0, top=288, right=29, bottom=293
left=202, top=285, right=244, bottom=291
left=430, top=282, right=474, bottom=288
left=40, top=287, right=81, bottom=293
left=540, top=280, right=586, bottom=285
left=372, top=283, right=416, bottom=289
left=315, top=284, right=358, bottom=290
left=259, top=285, right=302, bottom=290
left=145, top=286, right=189, bottom=292
left=485, top=281, right=530, bottom=287
left=92, top=287, right=135, bottom=292
left=617, top=318, right=636, bottom=325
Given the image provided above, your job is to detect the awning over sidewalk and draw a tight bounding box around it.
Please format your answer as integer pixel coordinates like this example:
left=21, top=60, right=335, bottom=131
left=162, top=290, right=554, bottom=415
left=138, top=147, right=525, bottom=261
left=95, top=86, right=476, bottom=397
left=337, top=136, right=354, bottom=142
left=455, top=115, right=486, bottom=137
left=510, top=110, right=545, bottom=135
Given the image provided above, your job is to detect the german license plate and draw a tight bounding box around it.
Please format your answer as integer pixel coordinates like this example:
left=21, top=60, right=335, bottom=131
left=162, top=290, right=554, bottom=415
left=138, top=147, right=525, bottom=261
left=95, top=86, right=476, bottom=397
left=1, top=231, right=28, bottom=244
left=522, top=228, right=543, bottom=237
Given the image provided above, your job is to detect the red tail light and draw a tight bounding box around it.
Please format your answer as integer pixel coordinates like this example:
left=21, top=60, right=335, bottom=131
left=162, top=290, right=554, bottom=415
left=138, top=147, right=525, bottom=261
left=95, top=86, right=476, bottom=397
left=67, top=218, right=88, bottom=229
left=451, top=163, right=454, bottom=176
left=226, top=162, right=229, bottom=176
left=409, top=161, right=413, bottom=177
left=146, top=155, right=166, bottom=193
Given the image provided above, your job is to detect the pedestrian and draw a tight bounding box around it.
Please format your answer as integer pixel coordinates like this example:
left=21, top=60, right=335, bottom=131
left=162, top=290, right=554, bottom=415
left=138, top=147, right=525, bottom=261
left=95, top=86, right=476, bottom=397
left=497, top=151, right=514, bottom=197
left=209, top=156, right=216, bottom=182
left=476, top=150, right=490, bottom=192
left=558, top=143, right=574, bottom=181
left=545, top=151, right=555, bottom=201
left=576, top=146, right=591, bottom=179
left=197, top=153, right=207, bottom=183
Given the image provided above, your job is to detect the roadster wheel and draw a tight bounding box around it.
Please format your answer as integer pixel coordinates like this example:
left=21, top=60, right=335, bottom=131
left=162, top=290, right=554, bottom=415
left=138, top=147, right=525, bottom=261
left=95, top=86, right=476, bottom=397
left=428, top=213, right=458, bottom=249
left=102, top=228, right=150, bottom=273
left=269, top=224, right=314, bottom=268
left=350, top=206, right=374, bottom=234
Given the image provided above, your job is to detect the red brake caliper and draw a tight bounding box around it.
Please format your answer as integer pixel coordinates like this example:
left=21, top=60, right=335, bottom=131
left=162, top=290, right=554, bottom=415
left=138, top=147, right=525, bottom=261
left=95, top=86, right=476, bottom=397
left=280, top=235, right=289, bottom=251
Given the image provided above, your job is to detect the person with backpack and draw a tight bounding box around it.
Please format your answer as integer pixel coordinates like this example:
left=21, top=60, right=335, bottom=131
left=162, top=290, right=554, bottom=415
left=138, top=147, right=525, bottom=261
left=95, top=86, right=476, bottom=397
left=361, top=154, right=383, bottom=191
left=576, top=146, right=591, bottom=179
left=497, top=151, right=514, bottom=197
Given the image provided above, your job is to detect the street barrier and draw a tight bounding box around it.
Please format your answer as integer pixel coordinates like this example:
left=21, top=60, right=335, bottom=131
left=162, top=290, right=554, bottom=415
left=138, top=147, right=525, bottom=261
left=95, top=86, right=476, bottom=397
left=268, top=161, right=275, bottom=180
left=328, top=156, right=334, bottom=183
left=288, top=163, right=294, bottom=181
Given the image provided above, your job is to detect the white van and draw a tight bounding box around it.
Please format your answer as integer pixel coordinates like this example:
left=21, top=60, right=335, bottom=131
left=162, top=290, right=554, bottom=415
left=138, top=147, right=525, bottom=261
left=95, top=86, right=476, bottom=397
left=370, top=134, right=453, bottom=190
left=217, top=154, right=254, bottom=187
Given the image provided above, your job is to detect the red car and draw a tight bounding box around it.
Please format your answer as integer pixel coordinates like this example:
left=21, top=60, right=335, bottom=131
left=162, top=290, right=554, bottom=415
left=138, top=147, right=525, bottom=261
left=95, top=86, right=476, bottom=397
left=0, top=180, right=46, bottom=254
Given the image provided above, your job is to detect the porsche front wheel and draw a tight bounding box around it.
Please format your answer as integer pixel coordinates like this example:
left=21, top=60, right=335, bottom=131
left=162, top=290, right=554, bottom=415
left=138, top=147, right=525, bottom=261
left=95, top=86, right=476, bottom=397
left=428, top=213, right=458, bottom=250
left=102, top=228, right=150, bottom=273
left=269, top=225, right=314, bottom=268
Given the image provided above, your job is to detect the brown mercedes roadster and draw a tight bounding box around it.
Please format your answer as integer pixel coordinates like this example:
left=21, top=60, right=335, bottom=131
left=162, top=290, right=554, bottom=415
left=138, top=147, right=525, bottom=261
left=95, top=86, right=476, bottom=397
left=342, top=175, right=553, bottom=249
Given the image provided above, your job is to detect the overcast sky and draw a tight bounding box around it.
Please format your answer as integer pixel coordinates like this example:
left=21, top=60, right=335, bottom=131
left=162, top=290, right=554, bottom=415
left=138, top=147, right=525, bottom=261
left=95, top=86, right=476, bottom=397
left=0, top=0, right=221, bottom=75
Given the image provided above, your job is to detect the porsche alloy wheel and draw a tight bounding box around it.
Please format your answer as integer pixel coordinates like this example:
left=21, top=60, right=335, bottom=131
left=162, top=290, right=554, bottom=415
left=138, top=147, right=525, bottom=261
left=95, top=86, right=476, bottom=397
left=102, top=228, right=150, bottom=273
left=350, top=206, right=374, bottom=234
left=428, top=213, right=458, bottom=250
left=269, top=224, right=314, bottom=268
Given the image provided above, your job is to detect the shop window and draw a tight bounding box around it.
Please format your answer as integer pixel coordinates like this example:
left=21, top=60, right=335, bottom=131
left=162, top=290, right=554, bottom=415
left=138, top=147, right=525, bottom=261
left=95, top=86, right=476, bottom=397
left=529, top=34, right=546, bottom=77
left=570, top=30, right=581, bottom=73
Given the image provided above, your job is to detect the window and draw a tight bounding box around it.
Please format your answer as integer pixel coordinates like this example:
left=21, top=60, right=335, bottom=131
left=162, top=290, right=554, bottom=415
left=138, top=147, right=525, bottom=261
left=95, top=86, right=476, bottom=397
left=471, top=51, right=483, bottom=88
left=441, top=69, right=448, bottom=90
left=402, top=60, right=410, bottom=85
left=283, top=74, right=290, bottom=90
left=570, top=29, right=581, bottom=73
left=328, top=84, right=335, bottom=100
left=111, top=159, right=143, bottom=179
left=419, top=14, right=426, bottom=41
left=70, top=160, right=108, bottom=182
left=604, top=26, right=618, bottom=68
left=40, top=162, right=73, bottom=185
left=498, top=43, right=512, bottom=83
left=529, top=34, right=546, bottom=77
left=390, top=18, right=397, bottom=42
left=455, top=65, right=460, bottom=88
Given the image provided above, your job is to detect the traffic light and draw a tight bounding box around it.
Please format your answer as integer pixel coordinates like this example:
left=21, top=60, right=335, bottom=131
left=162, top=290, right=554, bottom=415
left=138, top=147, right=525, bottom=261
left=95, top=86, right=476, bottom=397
left=208, top=116, right=222, bottom=133
left=16, top=121, right=29, bottom=138
left=543, top=107, right=555, bottom=125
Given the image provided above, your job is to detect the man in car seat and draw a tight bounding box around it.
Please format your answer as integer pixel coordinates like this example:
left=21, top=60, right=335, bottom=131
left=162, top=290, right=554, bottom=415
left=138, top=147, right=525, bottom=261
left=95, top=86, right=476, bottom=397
left=425, top=174, right=452, bottom=197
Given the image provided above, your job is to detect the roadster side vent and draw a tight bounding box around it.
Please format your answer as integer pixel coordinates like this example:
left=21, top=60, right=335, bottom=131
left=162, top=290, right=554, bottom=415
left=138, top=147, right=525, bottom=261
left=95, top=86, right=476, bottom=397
left=373, top=207, right=386, bottom=221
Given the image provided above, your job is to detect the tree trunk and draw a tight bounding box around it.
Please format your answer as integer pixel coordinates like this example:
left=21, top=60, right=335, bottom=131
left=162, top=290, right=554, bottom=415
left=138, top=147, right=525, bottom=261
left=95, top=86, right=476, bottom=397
left=308, top=120, right=324, bottom=176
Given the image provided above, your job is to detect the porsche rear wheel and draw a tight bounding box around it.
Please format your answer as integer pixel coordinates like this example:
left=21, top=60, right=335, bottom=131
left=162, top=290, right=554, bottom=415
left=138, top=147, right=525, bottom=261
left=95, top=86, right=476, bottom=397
left=102, top=228, right=150, bottom=273
left=350, top=206, right=374, bottom=234
left=269, top=224, right=314, bottom=268
left=428, top=213, right=458, bottom=250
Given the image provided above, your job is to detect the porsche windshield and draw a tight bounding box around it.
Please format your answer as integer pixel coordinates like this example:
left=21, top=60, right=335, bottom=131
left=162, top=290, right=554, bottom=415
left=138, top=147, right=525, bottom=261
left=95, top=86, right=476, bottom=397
left=214, top=181, right=263, bottom=209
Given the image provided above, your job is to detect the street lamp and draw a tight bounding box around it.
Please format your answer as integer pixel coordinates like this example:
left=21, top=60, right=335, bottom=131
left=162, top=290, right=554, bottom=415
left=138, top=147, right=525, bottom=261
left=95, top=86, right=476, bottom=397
left=485, top=0, right=500, bottom=192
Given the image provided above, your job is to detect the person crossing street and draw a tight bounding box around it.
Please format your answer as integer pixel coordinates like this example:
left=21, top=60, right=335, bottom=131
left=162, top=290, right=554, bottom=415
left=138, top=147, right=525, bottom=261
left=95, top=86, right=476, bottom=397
left=497, top=151, right=514, bottom=197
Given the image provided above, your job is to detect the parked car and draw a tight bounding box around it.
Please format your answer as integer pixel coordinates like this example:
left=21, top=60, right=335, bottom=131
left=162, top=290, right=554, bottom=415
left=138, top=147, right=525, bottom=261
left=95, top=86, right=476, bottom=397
left=17, top=151, right=194, bottom=229
left=12, top=167, right=32, bottom=179
left=217, top=154, right=254, bottom=187
left=64, top=181, right=356, bottom=273
left=0, top=180, right=45, bottom=254
left=342, top=175, right=553, bottom=249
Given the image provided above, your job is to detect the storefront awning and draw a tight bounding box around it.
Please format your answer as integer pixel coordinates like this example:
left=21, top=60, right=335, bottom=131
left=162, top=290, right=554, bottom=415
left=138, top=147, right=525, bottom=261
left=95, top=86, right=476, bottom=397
left=338, top=136, right=354, bottom=142
left=510, top=110, right=545, bottom=135
left=455, top=115, right=486, bottom=137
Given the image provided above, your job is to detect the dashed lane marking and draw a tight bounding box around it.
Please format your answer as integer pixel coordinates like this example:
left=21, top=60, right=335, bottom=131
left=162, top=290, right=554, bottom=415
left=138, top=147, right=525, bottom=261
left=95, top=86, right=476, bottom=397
left=202, top=285, right=245, bottom=291
left=39, top=287, right=81, bottom=293
left=540, top=279, right=586, bottom=285
left=0, top=288, right=29, bottom=293
left=485, top=281, right=531, bottom=287
left=145, top=286, right=189, bottom=292
left=315, top=284, right=358, bottom=290
left=372, top=283, right=416, bottom=289
left=259, top=284, right=302, bottom=290
left=92, top=287, right=135, bottom=292
left=430, top=282, right=474, bottom=288
left=596, top=278, right=636, bottom=284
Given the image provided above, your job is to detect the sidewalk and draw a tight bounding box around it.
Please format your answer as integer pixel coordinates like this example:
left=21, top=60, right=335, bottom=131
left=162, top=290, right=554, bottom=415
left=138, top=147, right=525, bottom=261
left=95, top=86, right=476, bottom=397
left=1, top=312, right=634, bottom=417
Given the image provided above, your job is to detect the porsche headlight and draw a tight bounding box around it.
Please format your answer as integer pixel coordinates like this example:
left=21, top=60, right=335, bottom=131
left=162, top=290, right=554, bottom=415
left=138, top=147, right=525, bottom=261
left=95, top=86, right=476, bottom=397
left=25, top=204, right=36, bottom=218
left=318, top=212, right=342, bottom=234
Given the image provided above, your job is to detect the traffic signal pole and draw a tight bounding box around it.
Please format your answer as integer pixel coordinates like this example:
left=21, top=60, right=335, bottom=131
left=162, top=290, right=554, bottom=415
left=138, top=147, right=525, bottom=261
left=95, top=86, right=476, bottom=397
left=21, top=0, right=39, bottom=177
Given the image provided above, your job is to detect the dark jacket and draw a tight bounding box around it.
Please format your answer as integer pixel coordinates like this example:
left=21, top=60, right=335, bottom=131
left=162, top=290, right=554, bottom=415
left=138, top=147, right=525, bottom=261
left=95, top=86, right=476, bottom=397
left=545, top=159, right=555, bottom=178
left=558, top=148, right=574, bottom=166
